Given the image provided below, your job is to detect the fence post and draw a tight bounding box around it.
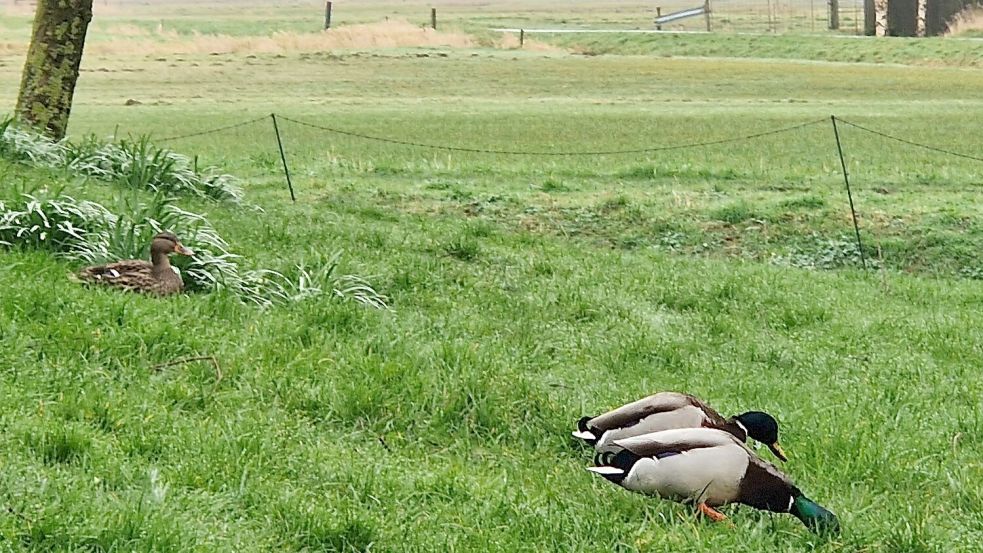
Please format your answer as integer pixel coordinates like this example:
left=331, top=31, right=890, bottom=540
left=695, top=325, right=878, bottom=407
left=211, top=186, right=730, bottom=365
left=829, top=0, right=840, bottom=29
left=830, top=115, right=867, bottom=270
left=431, top=7, right=437, bottom=30
left=519, top=29, right=524, bottom=47
left=656, top=7, right=662, bottom=30
left=704, top=0, right=712, bottom=32
left=270, top=113, right=297, bottom=203
left=324, top=1, right=332, bottom=30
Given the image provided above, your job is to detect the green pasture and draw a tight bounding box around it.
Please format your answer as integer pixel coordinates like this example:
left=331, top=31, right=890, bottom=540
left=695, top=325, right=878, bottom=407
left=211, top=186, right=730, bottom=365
left=1, top=3, right=982, bottom=551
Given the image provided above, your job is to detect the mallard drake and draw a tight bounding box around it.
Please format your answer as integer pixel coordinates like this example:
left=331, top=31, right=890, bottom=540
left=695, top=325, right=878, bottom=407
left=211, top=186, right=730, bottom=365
left=587, top=428, right=839, bottom=534
left=77, top=232, right=193, bottom=296
left=573, top=392, right=787, bottom=461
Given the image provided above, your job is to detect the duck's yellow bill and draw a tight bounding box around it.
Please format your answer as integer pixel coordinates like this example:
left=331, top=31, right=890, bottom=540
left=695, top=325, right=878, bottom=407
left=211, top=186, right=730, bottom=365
left=769, top=442, right=788, bottom=462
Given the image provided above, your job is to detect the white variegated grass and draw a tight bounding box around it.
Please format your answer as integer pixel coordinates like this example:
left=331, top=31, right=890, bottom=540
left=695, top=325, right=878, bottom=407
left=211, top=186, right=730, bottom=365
left=0, top=191, right=387, bottom=309
left=1, top=117, right=242, bottom=202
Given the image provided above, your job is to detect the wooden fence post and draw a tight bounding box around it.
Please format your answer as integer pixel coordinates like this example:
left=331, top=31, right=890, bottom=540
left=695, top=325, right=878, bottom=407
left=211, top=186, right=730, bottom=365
left=431, top=7, right=437, bottom=30
left=829, top=0, right=840, bottom=29
left=704, top=0, right=712, bottom=32
left=324, top=1, right=332, bottom=30
left=519, top=29, right=524, bottom=47
left=656, top=7, right=662, bottom=30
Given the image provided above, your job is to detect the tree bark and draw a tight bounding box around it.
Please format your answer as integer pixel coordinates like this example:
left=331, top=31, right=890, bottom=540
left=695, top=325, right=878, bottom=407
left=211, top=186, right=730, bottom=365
left=16, top=0, right=94, bottom=140
left=864, top=0, right=876, bottom=35
left=887, top=0, right=919, bottom=36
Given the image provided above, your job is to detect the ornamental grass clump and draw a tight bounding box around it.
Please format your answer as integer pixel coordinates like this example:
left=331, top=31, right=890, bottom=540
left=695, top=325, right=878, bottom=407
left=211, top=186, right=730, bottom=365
left=1, top=117, right=242, bottom=202
left=0, top=188, right=386, bottom=309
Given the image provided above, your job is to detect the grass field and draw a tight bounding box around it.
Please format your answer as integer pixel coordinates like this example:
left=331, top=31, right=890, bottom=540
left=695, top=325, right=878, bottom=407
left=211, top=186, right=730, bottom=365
left=2, top=2, right=983, bottom=551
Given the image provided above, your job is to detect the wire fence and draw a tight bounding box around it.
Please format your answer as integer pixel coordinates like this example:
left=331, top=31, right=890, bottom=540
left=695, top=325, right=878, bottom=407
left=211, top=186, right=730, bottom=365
left=149, top=112, right=983, bottom=274
left=156, top=116, right=269, bottom=143
left=275, top=114, right=829, bottom=156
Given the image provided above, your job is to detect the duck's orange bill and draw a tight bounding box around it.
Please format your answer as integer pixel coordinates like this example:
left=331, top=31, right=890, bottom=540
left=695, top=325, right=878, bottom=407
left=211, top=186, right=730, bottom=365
left=174, top=243, right=194, bottom=256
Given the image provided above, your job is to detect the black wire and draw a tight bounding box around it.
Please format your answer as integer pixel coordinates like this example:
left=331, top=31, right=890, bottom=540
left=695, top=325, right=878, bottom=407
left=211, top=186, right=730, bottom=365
left=156, top=115, right=270, bottom=143
left=835, top=117, right=983, bottom=164
left=276, top=115, right=828, bottom=157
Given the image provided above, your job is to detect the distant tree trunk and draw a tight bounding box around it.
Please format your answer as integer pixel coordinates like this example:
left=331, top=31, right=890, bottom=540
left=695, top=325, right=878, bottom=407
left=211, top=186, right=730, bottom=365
left=887, top=0, right=919, bottom=35
left=916, top=0, right=928, bottom=35
left=864, top=0, right=876, bottom=35
left=874, top=0, right=889, bottom=35
left=15, top=0, right=94, bottom=140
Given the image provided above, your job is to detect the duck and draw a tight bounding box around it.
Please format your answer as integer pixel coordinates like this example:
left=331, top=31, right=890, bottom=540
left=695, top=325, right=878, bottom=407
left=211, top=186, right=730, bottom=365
left=586, top=427, right=839, bottom=535
left=77, top=231, right=193, bottom=296
left=573, top=391, right=787, bottom=461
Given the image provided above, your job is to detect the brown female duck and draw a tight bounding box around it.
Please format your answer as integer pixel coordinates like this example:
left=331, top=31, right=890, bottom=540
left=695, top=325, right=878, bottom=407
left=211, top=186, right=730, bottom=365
left=78, top=232, right=193, bottom=296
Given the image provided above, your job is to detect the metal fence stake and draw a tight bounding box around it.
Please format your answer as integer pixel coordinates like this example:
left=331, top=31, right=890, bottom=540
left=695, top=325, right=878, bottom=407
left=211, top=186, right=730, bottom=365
left=831, top=115, right=867, bottom=270
left=271, top=113, right=297, bottom=202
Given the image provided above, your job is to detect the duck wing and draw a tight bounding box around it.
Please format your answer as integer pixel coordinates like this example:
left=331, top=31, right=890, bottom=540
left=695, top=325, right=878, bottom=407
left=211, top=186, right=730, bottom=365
left=606, top=428, right=749, bottom=505
left=683, top=394, right=733, bottom=429
left=583, top=392, right=737, bottom=451
left=78, top=260, right=158, bottom=292
left=613, top=427, right=740, bottom=457
left=587, top=392, right=708, bottom=432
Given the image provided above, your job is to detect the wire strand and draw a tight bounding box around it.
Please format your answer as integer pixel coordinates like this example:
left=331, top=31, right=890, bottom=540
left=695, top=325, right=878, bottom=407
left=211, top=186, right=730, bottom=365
left=276, top=115, right=828, bottom=157
left=835, top=117, right=983, bottom=164
left=156, top=115, right=270, bottom=143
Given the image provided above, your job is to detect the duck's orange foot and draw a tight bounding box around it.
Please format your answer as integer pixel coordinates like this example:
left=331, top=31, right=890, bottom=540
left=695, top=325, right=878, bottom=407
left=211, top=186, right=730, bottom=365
left=697, top=503, right=731, bottom=525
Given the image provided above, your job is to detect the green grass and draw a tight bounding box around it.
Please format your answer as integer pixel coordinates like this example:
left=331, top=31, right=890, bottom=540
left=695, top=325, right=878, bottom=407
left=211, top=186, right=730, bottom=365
left=2, top=4, right=983, bottom=551
left=552, top=32, right=983, bottom=67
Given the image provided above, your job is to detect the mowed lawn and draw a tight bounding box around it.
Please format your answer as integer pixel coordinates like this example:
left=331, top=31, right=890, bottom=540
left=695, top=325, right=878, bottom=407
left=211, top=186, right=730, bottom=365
left=1, top=5, right=983, bottom=551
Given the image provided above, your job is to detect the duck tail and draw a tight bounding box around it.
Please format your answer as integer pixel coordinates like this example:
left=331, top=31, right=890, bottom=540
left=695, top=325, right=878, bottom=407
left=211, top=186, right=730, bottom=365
left=586, top=450, right=639, bottom=484
left=571, top=416, right=598, bottom=442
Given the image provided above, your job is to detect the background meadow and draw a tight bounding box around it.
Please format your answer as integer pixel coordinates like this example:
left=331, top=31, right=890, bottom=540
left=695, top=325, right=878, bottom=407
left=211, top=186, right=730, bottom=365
left=1, top=1, right=982, bottom=551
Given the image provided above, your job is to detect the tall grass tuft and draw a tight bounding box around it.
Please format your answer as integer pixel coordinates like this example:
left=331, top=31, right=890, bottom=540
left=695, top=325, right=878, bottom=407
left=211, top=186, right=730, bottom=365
left=1, top=118, right=242, bottom=202
left=0, top=188, right=387, bottom=308
left=67, top=136, right=243, bottom=202
left=0, top=116, right=67, bottom=166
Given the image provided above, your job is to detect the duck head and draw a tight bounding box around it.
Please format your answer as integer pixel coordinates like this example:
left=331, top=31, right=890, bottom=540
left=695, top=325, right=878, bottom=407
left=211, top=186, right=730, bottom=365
left=733, top=411, right=787, bottom=461
left=790, top=495, right=840, bottom=535
left=151, top=232, right=194, bottom=258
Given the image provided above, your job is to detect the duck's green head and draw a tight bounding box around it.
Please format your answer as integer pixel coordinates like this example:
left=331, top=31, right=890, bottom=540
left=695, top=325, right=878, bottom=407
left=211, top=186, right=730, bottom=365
left=790, top=495, right=840, bottom=536
left=734, top=411, right=787, bottom=462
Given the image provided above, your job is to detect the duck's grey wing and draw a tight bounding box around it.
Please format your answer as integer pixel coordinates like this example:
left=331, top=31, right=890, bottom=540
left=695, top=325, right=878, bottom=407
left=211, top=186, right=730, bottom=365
left=587, top=392, right=697, bottom=431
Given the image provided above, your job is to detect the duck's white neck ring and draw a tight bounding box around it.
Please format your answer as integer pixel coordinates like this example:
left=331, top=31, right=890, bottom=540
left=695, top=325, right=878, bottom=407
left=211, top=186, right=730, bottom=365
left=734, top=420, right=749, bottom=437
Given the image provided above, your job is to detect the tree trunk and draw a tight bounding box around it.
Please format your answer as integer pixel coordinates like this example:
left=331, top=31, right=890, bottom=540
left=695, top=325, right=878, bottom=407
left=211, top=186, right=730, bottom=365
left=16, top=0, right=94, bottom=140
left=887, top=0, right=919, bottom=35
left=864, top=0, right=876, bottom=35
